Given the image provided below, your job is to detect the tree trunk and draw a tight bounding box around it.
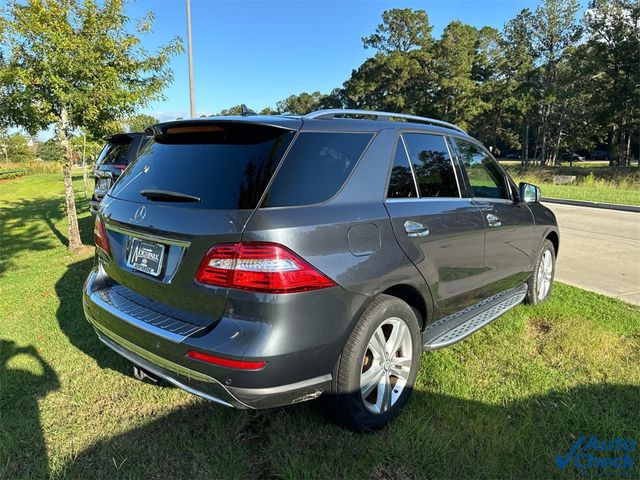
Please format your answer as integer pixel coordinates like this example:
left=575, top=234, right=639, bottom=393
left=58, top=108, right=84, bottom=251
left=540, top=106, right=549, bottom=166
left=553, top=128, right=563, bottom=166
left=82, top=134, right=88, bottom=197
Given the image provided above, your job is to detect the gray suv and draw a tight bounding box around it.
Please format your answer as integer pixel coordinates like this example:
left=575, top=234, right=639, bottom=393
left=83, top=109, right=559, bottom=431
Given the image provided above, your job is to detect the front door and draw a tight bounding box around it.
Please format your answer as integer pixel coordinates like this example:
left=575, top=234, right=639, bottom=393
left=385, top=133, right=486, bottom=320
left=452, top=138, right=535, bottom=296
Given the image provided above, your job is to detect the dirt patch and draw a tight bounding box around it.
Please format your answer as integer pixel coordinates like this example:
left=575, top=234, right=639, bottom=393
left=530, top=318, right=552, bottom=354
left=371, top=463, right=416, bottom=480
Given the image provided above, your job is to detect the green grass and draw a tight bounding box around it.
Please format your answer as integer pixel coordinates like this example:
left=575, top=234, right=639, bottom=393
left=1, top=174, right=639, bottom=479
left=500, top=164, right=640, bottom=205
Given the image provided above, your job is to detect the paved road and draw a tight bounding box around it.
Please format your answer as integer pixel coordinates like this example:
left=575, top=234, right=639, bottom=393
left=544, top=203, right=640, bottom=305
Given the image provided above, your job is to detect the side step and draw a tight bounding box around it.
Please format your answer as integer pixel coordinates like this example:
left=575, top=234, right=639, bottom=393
left=422, top=284, right=527, bottom=351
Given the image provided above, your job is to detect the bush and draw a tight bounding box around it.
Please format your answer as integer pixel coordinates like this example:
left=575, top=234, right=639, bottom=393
left=0, top=168, right=30, bottom=180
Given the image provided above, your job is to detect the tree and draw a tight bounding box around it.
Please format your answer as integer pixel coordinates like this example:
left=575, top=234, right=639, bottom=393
left=362, top=8, right=432, bottom=53
left=37, top=138, right=65, bottom=163
left=343, top=8, right=433, bottom=114
left=275, top=91, right=326, bottom=115
left=218, top=105, right=245, bottom=116
left=432, top=21, right=485, bottom=130
left=527, top=0, right=582, bottom=164
left=126, top=114, right=159, bottom=132
left=503, top=9, right=538, bottom=162
left=1, top=0, right=182, bottom=250
left=583, top=0, right=640, bottom=165
left=472, top=27, right=521, bottom=152
left=0, top=131, right=34, bottom=162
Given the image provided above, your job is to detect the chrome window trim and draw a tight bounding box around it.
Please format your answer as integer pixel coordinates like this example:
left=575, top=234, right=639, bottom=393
left=386, top=197, right=472, bottom=204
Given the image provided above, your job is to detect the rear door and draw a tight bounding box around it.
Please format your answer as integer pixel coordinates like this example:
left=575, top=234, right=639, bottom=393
left=99, top=120, right=299, bottom=326
left=452, top=138, right=534, bottom=295
left=384, top=132, right=486, bottom=319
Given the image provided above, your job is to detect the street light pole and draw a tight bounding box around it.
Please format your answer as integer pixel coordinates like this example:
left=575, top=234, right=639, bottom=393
left=186, top=0, right=196, bottom=118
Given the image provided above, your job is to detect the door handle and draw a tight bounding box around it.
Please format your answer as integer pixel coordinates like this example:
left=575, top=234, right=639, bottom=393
left=404, top=220, right=429, bottom=237
left=486, top=213, right=502, bottom=227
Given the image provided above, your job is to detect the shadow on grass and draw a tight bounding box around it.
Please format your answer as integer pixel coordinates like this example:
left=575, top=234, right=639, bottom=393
left=0, top=192, right=94, bottom=277
left=55, top=257, right=131, bottom=376
left=0, top=339, right=60, bottom=479
left=52, top=383, right=639, bottom=479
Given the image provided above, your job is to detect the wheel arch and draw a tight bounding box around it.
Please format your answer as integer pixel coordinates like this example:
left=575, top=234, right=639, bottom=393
left=381, top=284, right=430, bottom=330
left=546, top=230, right=559, bottom=256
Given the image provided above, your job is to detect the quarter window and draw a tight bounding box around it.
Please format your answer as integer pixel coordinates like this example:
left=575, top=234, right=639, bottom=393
left=402, top=133, right=459, bottom=198
left=387, top=139, right=417, bottom=198
left=263, top=132, right=373, bottom=207
left=455, top=139, right=509, bottom=199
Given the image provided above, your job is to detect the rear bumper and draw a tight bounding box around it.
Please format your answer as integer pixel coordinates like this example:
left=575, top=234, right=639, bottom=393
left=82, top=267, right=361, bottom=409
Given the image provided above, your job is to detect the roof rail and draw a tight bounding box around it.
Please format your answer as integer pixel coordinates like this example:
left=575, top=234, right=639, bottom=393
left=303, top=109, right=467, bottom=134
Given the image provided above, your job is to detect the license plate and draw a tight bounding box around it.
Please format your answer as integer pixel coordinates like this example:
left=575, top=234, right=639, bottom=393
left=97, top=178, right=111, bottom=190
left=126, top=238, right=165, bottom=277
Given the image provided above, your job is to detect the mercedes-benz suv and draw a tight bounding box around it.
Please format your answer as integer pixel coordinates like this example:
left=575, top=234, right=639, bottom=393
left=83, top=109, right=559, bottom=431
left=89, top=132, right=151, bottom=214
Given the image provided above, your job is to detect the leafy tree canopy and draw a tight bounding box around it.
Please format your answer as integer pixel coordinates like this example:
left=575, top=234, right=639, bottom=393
left=126, top=114, right=160, bottom=133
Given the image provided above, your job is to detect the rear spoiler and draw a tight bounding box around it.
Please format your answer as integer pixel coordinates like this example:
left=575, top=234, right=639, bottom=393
left=146, top=118, right=302, bottom=142
left=105, top=130, right=149, bottom=145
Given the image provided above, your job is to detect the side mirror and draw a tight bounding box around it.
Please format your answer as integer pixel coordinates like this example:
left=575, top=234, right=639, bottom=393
left=519, top=182, right=541, bottom=203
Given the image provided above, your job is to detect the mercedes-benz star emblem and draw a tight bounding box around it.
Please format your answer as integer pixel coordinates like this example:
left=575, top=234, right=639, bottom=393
left=133, top=206, right=146, bottom=223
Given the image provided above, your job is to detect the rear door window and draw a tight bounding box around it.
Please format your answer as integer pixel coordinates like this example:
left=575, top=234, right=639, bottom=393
left=97, top=141, right=131, bottom=166
left=402, top=133, right=459, bottom=198
left=262, top=132, right=373, bottom=207
left=387, top=138, right=417, bottom=198
left=109, top=124, right=295, bottom=209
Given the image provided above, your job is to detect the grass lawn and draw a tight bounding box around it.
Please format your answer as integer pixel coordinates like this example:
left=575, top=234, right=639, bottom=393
left=499, top=163, right=640, bottom=206
left=1, top=174, right=639, bottom=479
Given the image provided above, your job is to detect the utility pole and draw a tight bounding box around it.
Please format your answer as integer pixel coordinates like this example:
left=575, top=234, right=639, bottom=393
left=186, top=0, right=196, bottom=118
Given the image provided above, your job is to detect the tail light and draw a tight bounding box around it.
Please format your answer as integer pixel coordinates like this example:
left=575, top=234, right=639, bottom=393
left=196, top=242, right=336, bottom=293
left=94, top=216, right=110, bottom=253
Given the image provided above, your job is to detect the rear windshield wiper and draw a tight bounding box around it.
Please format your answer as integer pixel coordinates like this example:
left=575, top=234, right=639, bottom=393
left=139, top=189, right=201, bottom=203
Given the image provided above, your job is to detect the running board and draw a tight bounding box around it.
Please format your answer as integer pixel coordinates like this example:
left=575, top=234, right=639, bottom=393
left=422, top=284, right=527, bottom=351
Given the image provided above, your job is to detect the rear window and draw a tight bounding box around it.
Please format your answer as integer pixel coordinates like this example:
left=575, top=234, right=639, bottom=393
left=97, top=141, right=132, bottom=166
left=262, top=132, right=373, bottom=207
left=109, top=124, right=295, bottom=209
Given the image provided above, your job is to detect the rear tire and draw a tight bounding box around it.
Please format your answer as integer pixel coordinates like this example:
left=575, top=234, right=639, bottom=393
left=326, top=295, right=421, bottom=431
left=525, top=239, right=556, bottom=305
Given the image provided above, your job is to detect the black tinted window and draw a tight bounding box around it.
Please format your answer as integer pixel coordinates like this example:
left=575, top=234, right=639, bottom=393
left=263, top=132, right=373, bottom=207
left=387, top=139, right=417, bottom=198
left=97, top=141, right=131, bottom=166
left=110, top=125, right=294, bottom=209
left=455, top=139, right=509, bottom=199
left=403, top=133, right=459, bottom=198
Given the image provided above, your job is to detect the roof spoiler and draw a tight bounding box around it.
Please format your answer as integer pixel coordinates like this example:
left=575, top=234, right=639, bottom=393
left=146, top=119, right=299, bottom=142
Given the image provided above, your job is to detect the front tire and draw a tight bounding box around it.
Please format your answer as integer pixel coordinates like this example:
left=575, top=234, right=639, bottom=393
left=526, top=239, right=556, bottom=305
left=327, top=295, right=421, bottom=431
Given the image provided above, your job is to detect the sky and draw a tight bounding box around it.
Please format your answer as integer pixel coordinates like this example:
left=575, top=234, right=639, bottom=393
left=128, top=0, right=566, bottom=122
left=1, top=0, right=588, bottom=137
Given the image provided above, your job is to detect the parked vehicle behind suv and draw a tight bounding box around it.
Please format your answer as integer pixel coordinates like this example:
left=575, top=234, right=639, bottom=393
left=84, top=110, right=559, bottom=431
left=89, top=132, right=151, bottom=214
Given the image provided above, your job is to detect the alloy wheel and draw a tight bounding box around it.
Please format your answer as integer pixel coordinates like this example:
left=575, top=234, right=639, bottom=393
left=360, top=317, right=413, bottom=414
left=537, top=249, right=553, bottom=301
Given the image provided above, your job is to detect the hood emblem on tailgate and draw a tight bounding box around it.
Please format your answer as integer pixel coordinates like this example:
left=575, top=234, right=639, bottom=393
left=133, top=206, right=147, bottom=223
